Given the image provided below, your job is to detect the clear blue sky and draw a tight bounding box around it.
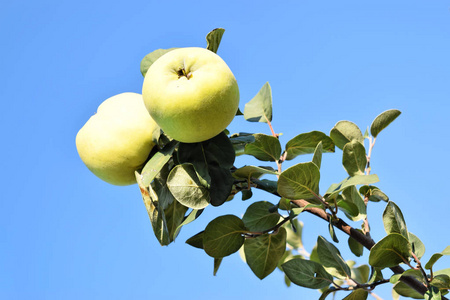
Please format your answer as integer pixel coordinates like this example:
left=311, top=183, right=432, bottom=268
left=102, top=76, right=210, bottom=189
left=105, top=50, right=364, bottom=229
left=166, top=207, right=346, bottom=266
left=1, top=1, right=450, bottom=299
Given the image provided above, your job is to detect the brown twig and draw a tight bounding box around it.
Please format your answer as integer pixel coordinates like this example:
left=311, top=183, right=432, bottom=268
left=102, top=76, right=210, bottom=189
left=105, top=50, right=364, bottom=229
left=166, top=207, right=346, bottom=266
left=290, top=199, right=436, bottom=298
left=251, top=181, right=441, bottom=298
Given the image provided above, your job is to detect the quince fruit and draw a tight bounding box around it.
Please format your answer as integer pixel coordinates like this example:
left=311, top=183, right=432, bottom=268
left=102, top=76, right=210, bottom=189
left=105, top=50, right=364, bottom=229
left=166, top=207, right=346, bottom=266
left=76, top=92, right=159, bottom=185
left=142, top=47, right=239, bottom=143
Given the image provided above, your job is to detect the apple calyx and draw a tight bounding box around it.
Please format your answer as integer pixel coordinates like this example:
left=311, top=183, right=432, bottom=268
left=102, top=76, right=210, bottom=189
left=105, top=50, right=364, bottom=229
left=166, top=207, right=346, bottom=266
left=176, top=67, right=193, bottom=80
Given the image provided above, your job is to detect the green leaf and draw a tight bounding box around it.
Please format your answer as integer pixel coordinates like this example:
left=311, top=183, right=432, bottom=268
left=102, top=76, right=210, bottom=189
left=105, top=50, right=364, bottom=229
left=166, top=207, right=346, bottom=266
left=278, top=198, right=291, bottom=211
left=174, top=209, right=203, bottom=238
left=431, top=274, right=450, bottom=289
left=206, top=28, right=225, bottom=53
left=233, top=165, right=278, bottom=179
left=242, top=201, right=280, bottom=232
left=368, top=267, right=384, bottom=284
left=383, top=201, right=409, bottom=239
left=390, top=273, right=403, bottom=284
left=392, top=286, right=401, bottom=300
left=317, top=236, right=351, bottom=279
left=244, top=228, right=287, bottom=279
left=150, top=162, right=174, bottom=210
left=409, top=233, right=426, bottom=260
left=164, top=199, right=188, bottom=241
left=310, top=244, right=320, bottom=263
left=325, top=175, right=379, bottom=199
left=434, top=268, right=450, bottom=276
left=291, top=203, right=323, bottom=216
left=208, top=165, right=235, bottom=207
left=277, top=251, right=303, bottom=288
left=278, top=250, right=301, bottom=269
left=241, top=189, right=253, bottom=200
left=348, top=232, right=364, bottom=257
left=244, top=82, right=273, bottom=123
left=342, top=186, right=366, bottom=221
left=342, top=140, right=367, bottom=176
left=186, top=231, right=204, bottom=249
left=139, top=140, right=178, bottom=187
left=312, top=141, right=323, bottom=169
left=364, top=127, right=370, bottom=138
left=434, top=268, right=450, bottom=295
left=136, top=174, right=170, bottom=246
left=167, top=163, right=210, bottom=209
left=178, top=132, right=235, bottom=207
left=284, top=275, right=292, bottom=288
left=203, top=215, right=247, bottom=258
left=369, top=233, right=412, bottom=268
left=277, top=162, right=320, bottom=201
left=238, top=245, right=246, bottom=263
left=178, top=131, right=235, bottom=175
left=337, top=199, right=359, bottom=219
left=425, top=286, right=442, bottom=300
left=140, top=48, right=177, bottom=77
left=330, top=121, right=364, bottom=150
left=213, top=257, right=223, bottom=276
left=244, top=134, right=281, bottom=161
left=328, top=218, right=339, bottom=243
left=252, top=178, right=278, bottom=194
left=229, top=132, right=255, bottom=156
left=285, top=131, right=335, bottom=161
left=359, top=185, right=389, bottom=202
left=284, top=219, right=304, bottom=249
left=342, top=289, right=369, bottom=300
left=425, top=246, right=450, bottom=270
left=352, top=264, right=370, bottom=284
left=282, top=258, right=333, bottom=289
left=347, top=260, right=356, bottom=269
left=370, top=109, right=401, bottom=138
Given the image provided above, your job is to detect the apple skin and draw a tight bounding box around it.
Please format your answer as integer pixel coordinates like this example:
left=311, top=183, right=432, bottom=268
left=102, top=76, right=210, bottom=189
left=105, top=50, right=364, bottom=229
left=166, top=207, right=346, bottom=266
left=76, top=93, right=159, bottom=186
left=142, top=47, right=239, bottom=143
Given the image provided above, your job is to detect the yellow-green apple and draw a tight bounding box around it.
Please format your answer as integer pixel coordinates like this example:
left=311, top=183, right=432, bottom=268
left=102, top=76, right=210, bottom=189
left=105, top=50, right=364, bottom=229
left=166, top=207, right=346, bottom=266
left=76, top=93, right=159, bottom=186
left=142, top=47, right=239, bottom=143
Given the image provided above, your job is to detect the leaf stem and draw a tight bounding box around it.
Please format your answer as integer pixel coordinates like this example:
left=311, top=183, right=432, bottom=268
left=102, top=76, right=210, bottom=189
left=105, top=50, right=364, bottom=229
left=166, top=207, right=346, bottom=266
left=365, top=136, right=376, bottom=175
left=265, top=116, right=277, bottom=138
left=369, top=291, right=384, bottom=300
left=363, top=135, right=376, bottom=238
left=264, top=116, right=285, bottom=176
left=412, top=252, right=430, bottom=288
left=362, top=195, right=371, bottom=238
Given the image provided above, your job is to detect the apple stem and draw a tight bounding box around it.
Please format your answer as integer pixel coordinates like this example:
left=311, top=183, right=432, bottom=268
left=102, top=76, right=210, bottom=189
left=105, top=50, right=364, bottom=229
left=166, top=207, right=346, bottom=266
left=176, top=68, right=192, bottom=80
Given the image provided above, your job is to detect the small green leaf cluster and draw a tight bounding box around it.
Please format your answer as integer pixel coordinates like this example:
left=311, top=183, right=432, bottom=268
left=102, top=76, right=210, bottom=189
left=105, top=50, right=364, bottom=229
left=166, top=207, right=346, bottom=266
left=372, top=202, right=450, bottom=300
left=110, top=28, right=450, bottom=299
left=186, top=209, right=287, bottom=280
left=136, top=131, right=236, bottom=245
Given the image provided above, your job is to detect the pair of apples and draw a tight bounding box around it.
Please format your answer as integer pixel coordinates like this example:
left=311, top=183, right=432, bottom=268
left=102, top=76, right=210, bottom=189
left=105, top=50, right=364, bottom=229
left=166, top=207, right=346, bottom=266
left=76, top=47, right=240, bottom=185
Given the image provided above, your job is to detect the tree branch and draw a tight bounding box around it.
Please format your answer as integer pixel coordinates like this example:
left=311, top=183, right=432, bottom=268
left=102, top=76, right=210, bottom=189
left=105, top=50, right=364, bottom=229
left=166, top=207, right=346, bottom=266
left=249, top=181, right=447, bottom=299
left=290, top=199, right=440, bottom=298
